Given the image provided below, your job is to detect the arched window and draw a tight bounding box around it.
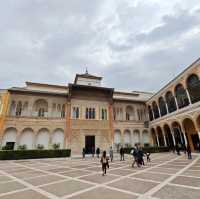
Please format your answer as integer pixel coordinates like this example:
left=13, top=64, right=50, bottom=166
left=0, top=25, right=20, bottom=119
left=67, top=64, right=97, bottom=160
left=152, top=101, right=160, bottom=119
left=148, top=106, right=153, bottom=121
left=187, top=74, right=200, bottom=103
left=73, top=107, right=79, bottom=119
left=101, top=108, right=107, bottom=120
left=10, top=101, right=16, bottom=116
left=16, top=101, right=22, bottom=116
left=158, top=97, right=167, bottom=116
left=86, top=107, right=95, bottom=119
left=22, top=101, right=28, bottom=116
left=126, top=106, right=134, bottom=121
left=175, top=84, right=189, bottom=109
left=33, top=99, right=48, bottom=117
left=61, top=104, right=65, bottom=118
left=165, top=91, right=177, bottom=113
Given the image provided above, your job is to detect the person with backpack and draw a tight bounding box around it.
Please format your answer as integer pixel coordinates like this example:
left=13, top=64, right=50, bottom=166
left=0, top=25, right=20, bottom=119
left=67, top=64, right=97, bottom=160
left=101, top=151, right=109, bottom=176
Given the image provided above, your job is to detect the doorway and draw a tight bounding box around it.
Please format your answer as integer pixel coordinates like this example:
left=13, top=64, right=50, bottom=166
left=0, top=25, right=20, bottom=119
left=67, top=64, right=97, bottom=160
left=191, top=134, right=200, bottom=150
left=85, top=136, right=95, bottom=154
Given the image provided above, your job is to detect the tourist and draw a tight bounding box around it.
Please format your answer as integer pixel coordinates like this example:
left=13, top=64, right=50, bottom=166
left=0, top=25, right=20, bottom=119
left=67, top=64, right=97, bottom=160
left=92, top=146, right=95, bottom=158
left=138, top=148, right=145, bottom=166
left=187, top=145, right=192, bottom=159
left=101, top=151, right=109, bottom=176
left=132, top=147, right=139, bottom=167
left=82, top=148, right=86, bottom=159
left=120, top=146, right=125, bottom=161
left=109, top=146, right=113, bottom=162
left=96, top=147, right=100, bottom=158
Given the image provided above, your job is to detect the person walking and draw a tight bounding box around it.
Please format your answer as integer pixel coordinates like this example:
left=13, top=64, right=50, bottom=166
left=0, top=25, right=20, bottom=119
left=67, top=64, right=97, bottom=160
left=92, top=146, right=95, bottom=158
left=82, top=148, right=86, bottom=159
left=96, top=147, right=100, bottom=158
left=101, top=151, right=109, bottom=176
left=120, top=147, right=125, bottom=161
left=187, top=145, right=192, bottom=159
left=109, top=146, right=113, bottom=162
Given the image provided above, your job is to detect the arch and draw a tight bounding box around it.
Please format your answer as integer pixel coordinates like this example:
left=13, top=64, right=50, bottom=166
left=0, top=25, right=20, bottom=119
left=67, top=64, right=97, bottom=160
left=19, top=128, right=34, bottom=149
left=114, top=130, right=121, bottom=144
left=182, top=118, right=199, bottom=151
left=152, top=101, right=160, bottom=119
left=163, top=124, right=174, bottom=147
left=165, top=91, right=177, bottom=113
left=10, top=101, right=16, bottom=116
left=124, top=129, right=131, bottom=145
left=158, top=97, right=167, bottom=116
left=52, top=128, right=64, bottom=149
left=151, top=128, right=157, bottom=146
left=16, top=101, right=22, bottom=116
left=126, top=106, right=134, bottom=121
left=36, top=128, right=50, bottom=149
left=148, top=105, right=153, bottom=121
left=156, top=126, right=165, bottom=146
left=143, top=130, right=149, bottom=145
left=187, top=74, right=200, bottom=103
left=2, top=127, right=17, bottom=149
left=33, top=99, right=48, bottom=117
left=175, top=84, right=189, bottom=109
left=172, top=121, right=185, bottom=146
left=133, top=130, right=140, bottom=146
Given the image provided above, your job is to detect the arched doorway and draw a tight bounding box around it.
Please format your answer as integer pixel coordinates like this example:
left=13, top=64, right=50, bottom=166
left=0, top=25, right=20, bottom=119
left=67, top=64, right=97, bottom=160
left=151, top=128, right=157, bottom=146
left=183, top=118, right=199, bottom=151
left=114, top=130, right=121, bottom=151
left=172, top=122, right=185, bottom=146
left=36, top=128, right=50, bottom=149
left=156, top=126, right=165, bottom=146
left=124, top=130, right=131, bottom=147
left=133, top=130, right=140, bottom=146
left=19, top=128, right=34, bottom=149
left=125, top=106, right=135, bottom=121
left=52, top=129, right=64, bottom=149
left=165, top=91, right=177, bottom=113
left=2, top=127, right=17, bottom=149
left=187, top=74, right=200, bottom=104
left=163, top=124, right=174, bottom=147
left=143, top=130, right=149, bottom=146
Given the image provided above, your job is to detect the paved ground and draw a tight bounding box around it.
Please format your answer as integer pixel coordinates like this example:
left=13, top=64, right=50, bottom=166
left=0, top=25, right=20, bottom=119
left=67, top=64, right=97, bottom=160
left=0, top=153, right=200, bottom=199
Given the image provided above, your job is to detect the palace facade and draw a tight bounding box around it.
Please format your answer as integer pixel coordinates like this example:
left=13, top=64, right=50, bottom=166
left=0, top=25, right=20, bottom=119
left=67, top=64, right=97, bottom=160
left=0, top=58, right=200, bottom=154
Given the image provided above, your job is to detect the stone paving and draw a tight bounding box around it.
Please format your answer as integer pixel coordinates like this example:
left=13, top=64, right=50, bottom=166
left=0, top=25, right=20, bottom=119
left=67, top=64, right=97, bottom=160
left=0, top=153, right=200, bottom=199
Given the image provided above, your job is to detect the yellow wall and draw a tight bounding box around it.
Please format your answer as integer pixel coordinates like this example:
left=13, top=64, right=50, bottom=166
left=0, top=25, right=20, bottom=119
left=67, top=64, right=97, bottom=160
left=0, top=91, right=10, bottom=138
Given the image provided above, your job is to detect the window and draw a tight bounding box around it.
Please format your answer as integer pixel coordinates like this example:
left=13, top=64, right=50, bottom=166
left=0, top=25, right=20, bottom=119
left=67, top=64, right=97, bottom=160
left=38, top=108, right=45, bottom=117
left=101, top=108, right=107, bottom=120
left=16, top=101, right=22, bottom=116
left=86, top=107, right=95, bottom=119
left=72, top=107, right=79, bottom=119
left=61, top=104, right=65, bottom=118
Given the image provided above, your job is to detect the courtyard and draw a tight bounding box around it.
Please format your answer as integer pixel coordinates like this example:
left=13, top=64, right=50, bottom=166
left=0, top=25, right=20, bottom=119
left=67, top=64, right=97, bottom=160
left=0, top=153, right=200, bottom=199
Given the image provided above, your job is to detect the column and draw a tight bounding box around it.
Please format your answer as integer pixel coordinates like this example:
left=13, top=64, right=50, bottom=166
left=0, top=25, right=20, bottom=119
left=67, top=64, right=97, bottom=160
left=156, top=132, right=160, bottom=147
left=186, top=88, right=192, bottom=105
left=152, top=109, right=155, bottom=120
left=49, top=133, right=52, bottom=149
left=165, top=101, right=169, bottom=114
left=131, top=131, right=134, bottom=147
left=158, top=106, right=161, bottom=117
left=162, top=131, right=167, bottom=146
left=140, top=130, right=143, bottom=147
left=174, top=96, right=179, bottom=110
left=170, top=127, right=176, bottom=146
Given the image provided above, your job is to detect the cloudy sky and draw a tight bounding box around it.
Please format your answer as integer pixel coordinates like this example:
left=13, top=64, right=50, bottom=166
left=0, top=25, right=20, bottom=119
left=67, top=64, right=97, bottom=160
left=0, top=0, right=200, bottom=92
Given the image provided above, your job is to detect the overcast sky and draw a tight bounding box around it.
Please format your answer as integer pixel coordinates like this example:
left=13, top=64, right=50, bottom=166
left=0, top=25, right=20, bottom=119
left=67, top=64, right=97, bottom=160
left=0, top=0, right=200, bottom=92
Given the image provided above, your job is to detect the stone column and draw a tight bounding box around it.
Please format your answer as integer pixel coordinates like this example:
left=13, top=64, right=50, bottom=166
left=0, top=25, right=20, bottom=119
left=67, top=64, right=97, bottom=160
left=121, top=130, right=124, bottom=146
left=131, top=131, right=134, bottom=147
left=186, top=88, right=192, bottom=105
left=165, top=101, right=169, bottom=114
left=152, top=109, right=155, bottom=120
left=49, top=133, right=52, bottom=149
left=162, top=131, right=167, bottom=146
left=170, top=127, right=176, bottom=146
left=140, top=130, right=143, bottom=147
left=174, top=96, right=179, bottom=110
left=155, top=131, right=160, bottom=147
left=158, top=106, right=161, bottom=117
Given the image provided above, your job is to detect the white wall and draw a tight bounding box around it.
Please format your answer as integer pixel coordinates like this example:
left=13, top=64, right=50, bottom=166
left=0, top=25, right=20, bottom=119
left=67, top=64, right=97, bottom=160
left=52, top=129, right=64, bottom=148
left=19, top=129, right=34, bottom=149
left=2, top=128, right=17, bottom=146
left=36, top=129, right=50, bottom=149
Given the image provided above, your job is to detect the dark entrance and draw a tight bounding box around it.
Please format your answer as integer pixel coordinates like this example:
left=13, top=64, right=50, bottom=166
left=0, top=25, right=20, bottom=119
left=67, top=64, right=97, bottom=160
left=191, top=134, right=200, bottom=150
left=5, top=142, right=15, bottom=150
left=85, top=136, right=95, bottom=154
